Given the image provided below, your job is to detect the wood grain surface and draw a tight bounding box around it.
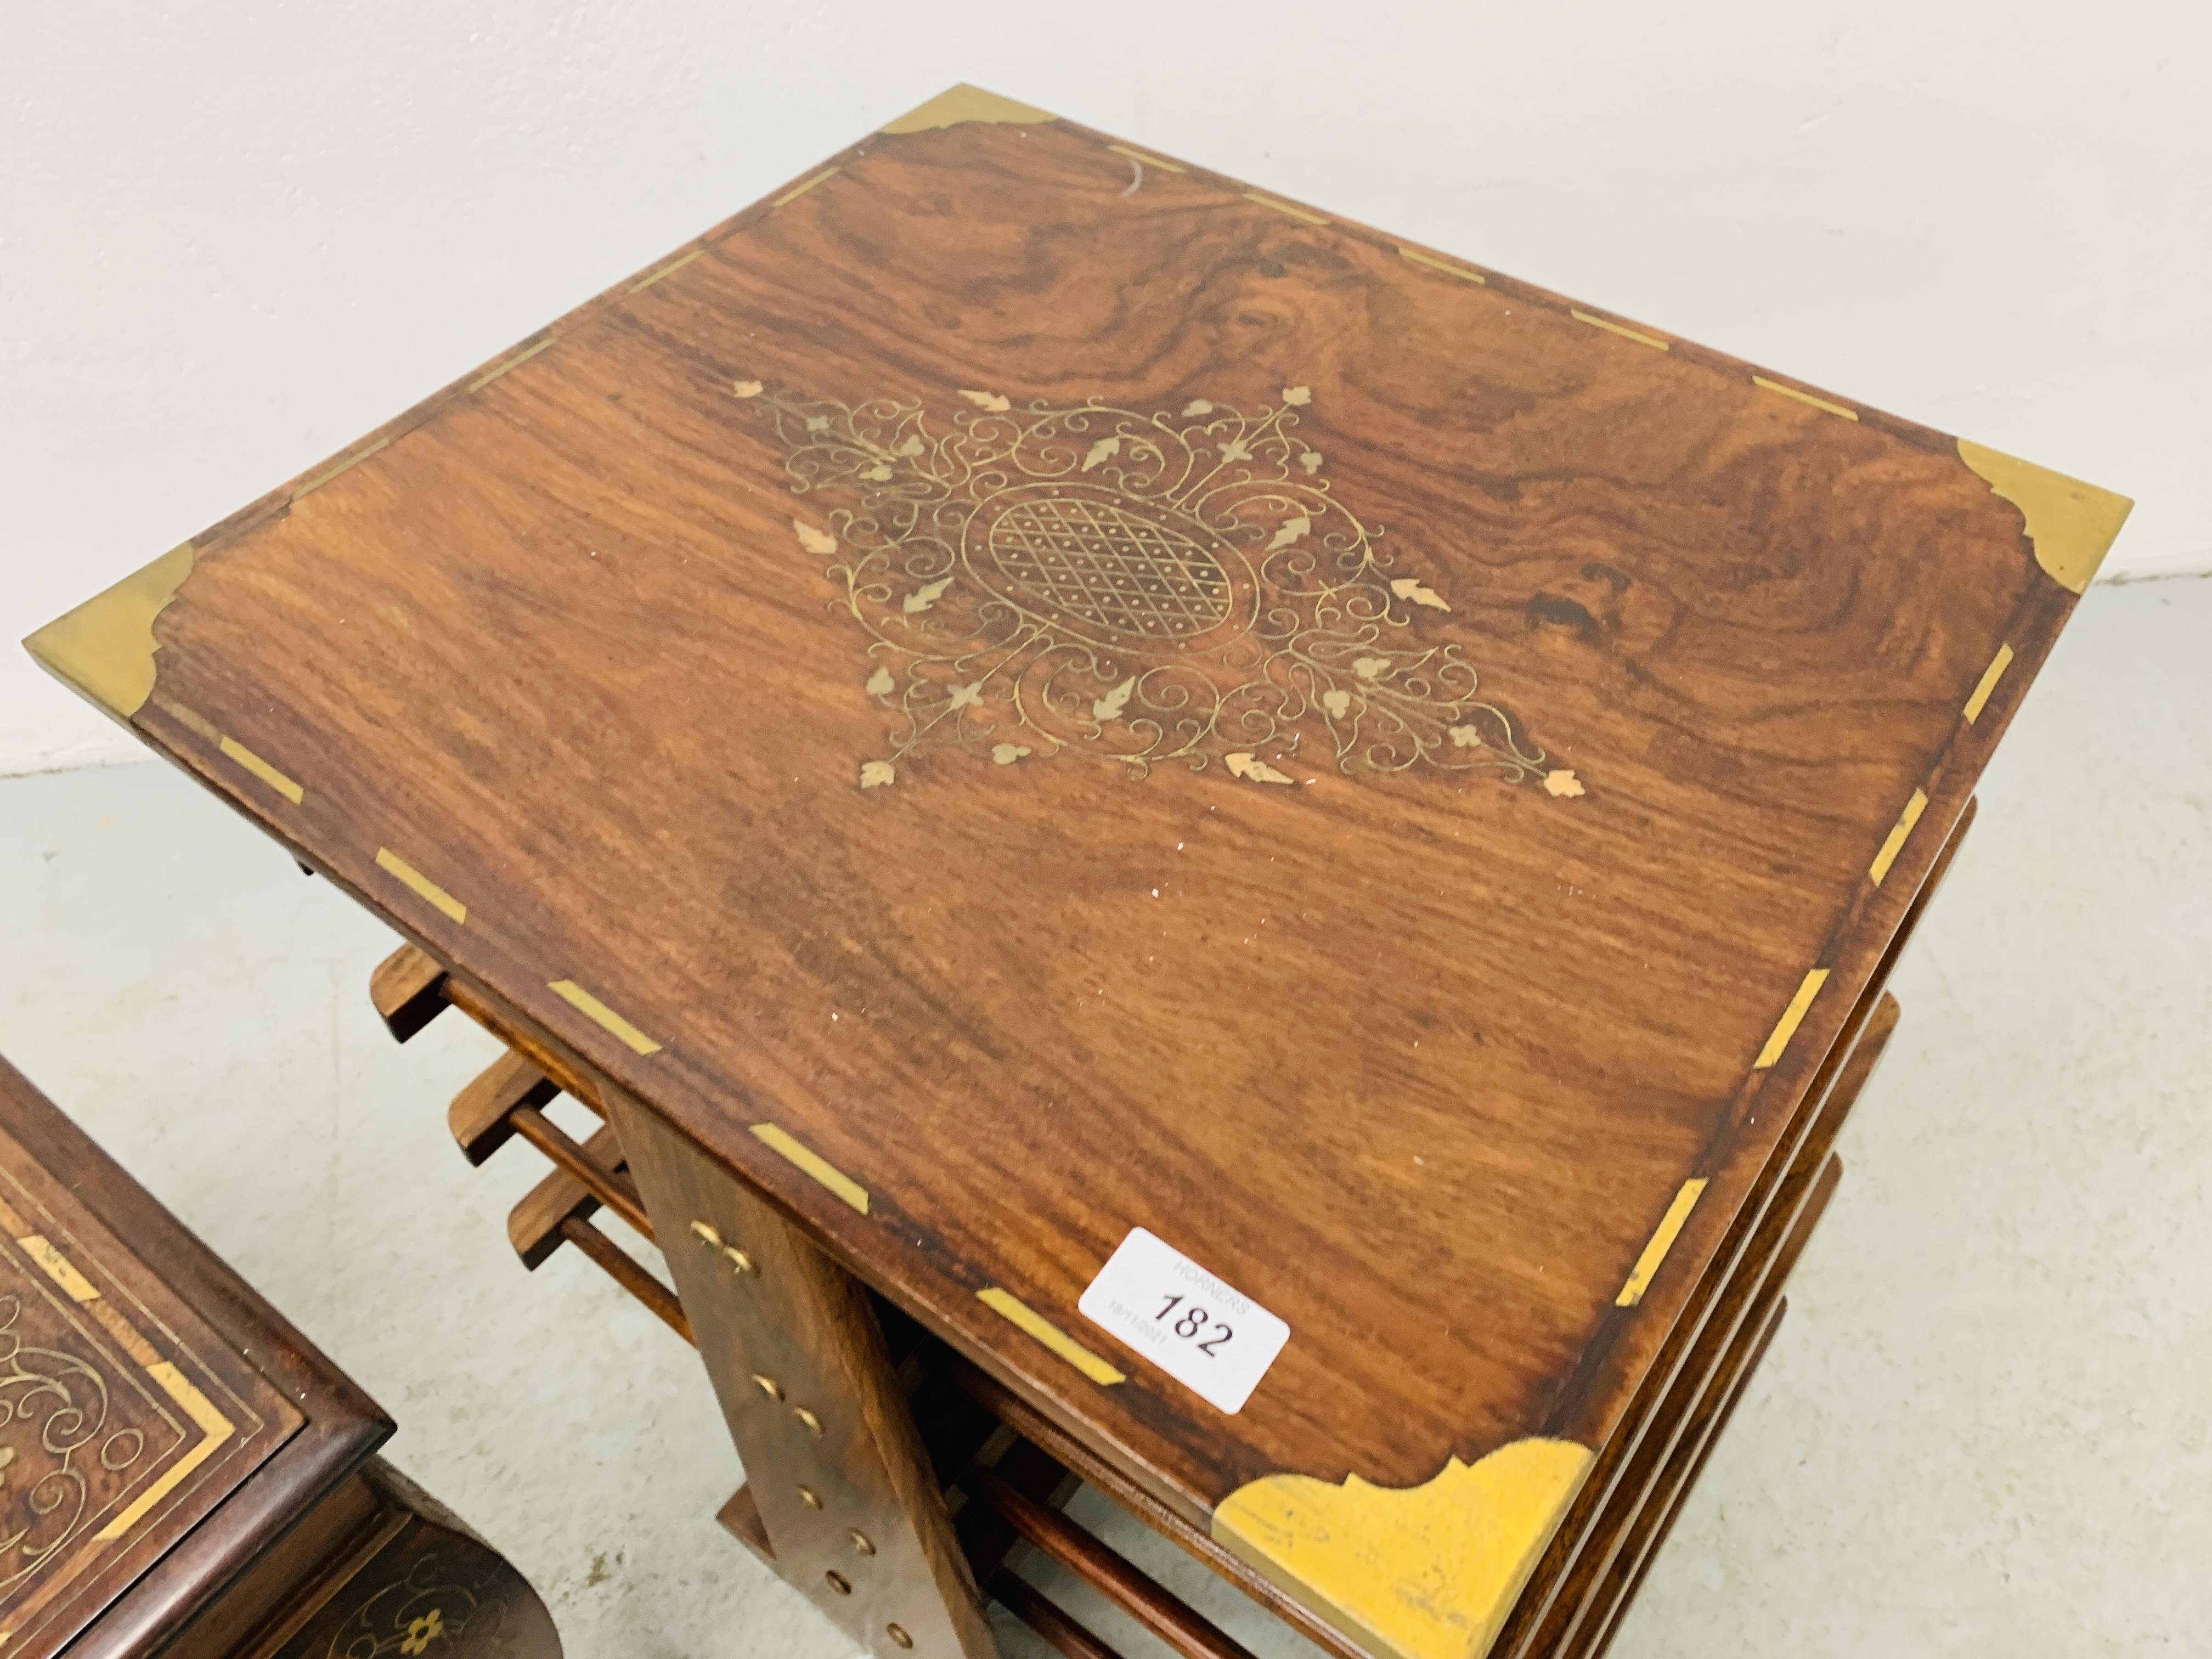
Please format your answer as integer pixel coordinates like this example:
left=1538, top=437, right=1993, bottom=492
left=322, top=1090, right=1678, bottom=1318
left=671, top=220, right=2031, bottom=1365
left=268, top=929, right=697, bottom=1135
left=22, top=81, right=2121, bottom=1626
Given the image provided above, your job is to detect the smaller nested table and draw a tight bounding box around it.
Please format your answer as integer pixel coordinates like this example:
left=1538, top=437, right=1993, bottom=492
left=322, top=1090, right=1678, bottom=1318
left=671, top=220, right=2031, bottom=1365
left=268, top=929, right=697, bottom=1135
left=0, top=1052, right=561, bottom=1659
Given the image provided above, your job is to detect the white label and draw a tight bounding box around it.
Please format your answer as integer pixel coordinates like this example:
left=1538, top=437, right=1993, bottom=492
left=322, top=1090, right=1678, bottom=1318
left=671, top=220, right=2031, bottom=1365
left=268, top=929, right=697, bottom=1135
left=1078, top=1227, right=1289, bottom=1415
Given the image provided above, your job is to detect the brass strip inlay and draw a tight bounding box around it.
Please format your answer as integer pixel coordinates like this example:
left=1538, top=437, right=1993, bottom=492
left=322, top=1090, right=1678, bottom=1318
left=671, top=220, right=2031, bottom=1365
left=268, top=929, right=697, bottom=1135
left=976, top=1288, right=1125, bottom=1385
left=292, top=436, right=391, bottom=500
left=1754, top=968, right=1830, bottom=1069
left=750, top=1123, right=870, bottom=1214
left=375, top=848, right=467, bottom=924
left=1397, top=246, right=1487, bottom=284
left=218, top=736, right=304, bottom=804
left=465, top=336, right=555, bottom=392
left=880, top=84, right=1057, bottom=134
left=1244, top=192, right=1329, bottom=225
left=548, top=979, right=663, bottom=1056
left=18, top=1235, right=100, bottom=1303
left=1108, top=144, right=1185, bottom=173
left=22, top=541, right=198, bottom=721
left=629, top=246, right=707, bottom=292
left=165, top=699, right=307, bottom=806
left=1751, top=375, right=1858, bottom=421
left=1962, top=644, right=2015, bottom=724
left=1868, top=788, right=1929, bottom=886
left=1571, top=308, right=1670, bottom=351
left=153, top=695, right=220, bottom=743
left=1956, top=439, right=2134, bottom=594
left=97, top=1361, right=235, bottom=1541
left=772, top=167, right=841, bottom=208
left=83, top=1298, right=163, bottom=1368
left=1615, top=1180, right=1708, bottom=1307
left=19, top=1232, right=160, bottom=1362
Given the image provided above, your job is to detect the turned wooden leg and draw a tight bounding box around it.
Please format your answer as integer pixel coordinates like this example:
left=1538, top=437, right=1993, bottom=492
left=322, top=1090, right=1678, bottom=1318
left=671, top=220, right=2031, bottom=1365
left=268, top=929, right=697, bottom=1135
left=607, top=1088, right=997, bottom=1659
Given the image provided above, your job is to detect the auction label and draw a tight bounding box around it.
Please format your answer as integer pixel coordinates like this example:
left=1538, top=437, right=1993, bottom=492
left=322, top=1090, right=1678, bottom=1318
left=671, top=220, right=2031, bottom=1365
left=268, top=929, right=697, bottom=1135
left=1078, top=1227, right=1289, bottom=1414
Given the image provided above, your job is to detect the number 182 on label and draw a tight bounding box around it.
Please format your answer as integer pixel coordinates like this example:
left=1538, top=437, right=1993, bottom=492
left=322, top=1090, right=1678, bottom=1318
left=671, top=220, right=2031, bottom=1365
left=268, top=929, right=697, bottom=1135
left=1079, top=1227, right=1291, bottom=1415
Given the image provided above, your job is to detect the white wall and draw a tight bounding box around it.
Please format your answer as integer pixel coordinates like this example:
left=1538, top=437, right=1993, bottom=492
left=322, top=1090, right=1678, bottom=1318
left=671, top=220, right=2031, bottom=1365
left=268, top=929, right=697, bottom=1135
left=4, top=2, right=2205, bottom=776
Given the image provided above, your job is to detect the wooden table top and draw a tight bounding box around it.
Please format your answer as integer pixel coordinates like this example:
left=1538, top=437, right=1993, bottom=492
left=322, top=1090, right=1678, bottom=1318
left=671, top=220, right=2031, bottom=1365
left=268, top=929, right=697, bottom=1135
left=0, top=1055, right=388, bottom=1659
left=27, top=82, right=2127, bottom=1655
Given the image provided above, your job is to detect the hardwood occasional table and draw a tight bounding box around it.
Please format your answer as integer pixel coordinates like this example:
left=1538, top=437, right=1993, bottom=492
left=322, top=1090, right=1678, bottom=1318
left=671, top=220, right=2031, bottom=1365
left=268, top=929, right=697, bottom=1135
left=24, top=83, right=2129, bottom=1659
left=0, top=1053, right=560, bottom=1659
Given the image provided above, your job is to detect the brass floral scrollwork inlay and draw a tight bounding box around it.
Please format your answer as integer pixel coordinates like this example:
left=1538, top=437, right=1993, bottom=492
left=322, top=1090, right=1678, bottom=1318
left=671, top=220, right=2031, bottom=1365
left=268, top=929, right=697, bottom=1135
left=741, top=382, right=1583, bottom=796
left=321, top=1563, right=469, bottom=1658
left=0, top=1293, right=152, bottom=1590
left=285, top=1528, right=552, bottom=1659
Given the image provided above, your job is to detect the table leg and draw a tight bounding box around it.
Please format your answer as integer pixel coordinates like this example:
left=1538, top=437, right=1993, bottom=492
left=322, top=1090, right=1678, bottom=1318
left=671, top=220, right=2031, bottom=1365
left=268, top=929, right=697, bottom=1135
left=608, top=1089, right=998, bottom=1658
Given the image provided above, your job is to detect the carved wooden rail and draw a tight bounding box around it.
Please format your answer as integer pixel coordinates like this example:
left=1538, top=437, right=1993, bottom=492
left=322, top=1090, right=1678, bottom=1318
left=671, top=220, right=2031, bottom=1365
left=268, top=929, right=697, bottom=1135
left=369, top=944, right=689, bottom=1342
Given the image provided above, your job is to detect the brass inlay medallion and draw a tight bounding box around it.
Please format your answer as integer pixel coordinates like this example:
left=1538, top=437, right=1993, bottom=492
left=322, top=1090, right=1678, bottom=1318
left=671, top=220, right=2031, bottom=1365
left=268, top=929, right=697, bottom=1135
left=745, top=383, right=1581, bottom=795
left=986, top=492, right=1234, bottom=640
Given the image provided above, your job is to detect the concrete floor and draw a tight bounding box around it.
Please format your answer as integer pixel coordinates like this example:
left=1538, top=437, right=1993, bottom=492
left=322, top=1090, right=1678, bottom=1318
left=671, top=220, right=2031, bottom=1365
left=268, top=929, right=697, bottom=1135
left=2, top=574, right=2206, bottom=1659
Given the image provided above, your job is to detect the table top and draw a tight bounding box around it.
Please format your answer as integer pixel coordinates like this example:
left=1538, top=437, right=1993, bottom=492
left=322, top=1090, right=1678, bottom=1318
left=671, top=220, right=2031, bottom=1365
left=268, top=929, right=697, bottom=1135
left=0, top=1054, right=389, bottom=1659
left=27, top=83, right=2127, bottom=1659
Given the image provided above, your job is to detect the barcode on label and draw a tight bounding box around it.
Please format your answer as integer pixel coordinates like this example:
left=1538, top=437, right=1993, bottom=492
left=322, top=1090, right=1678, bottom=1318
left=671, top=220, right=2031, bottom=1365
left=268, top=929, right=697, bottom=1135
left=1078, top=1227, right=1290, bottom=1414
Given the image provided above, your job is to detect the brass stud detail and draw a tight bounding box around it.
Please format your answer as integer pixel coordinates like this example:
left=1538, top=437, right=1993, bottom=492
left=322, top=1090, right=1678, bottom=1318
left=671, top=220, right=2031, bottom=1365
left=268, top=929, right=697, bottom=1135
left=824, top=1570, right=853, bottom=1596
left=723, top=1244, right=758, bottom=1276
left=752, top=1373, right=784, bottom=1401
left=796, top=1484, right=823, bottom=1510
left=887, top=1624, right=913, bottom=1649
left=848, top=1528, right=876, bottom=1556
left=793, top=1406, right=824, bottom=1437
left=690, top=1220, right=722, bottom=1249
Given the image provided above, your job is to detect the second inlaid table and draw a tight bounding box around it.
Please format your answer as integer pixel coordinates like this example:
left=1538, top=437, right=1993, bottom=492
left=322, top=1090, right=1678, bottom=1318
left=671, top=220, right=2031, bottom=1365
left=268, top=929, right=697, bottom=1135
left=25, top=82, right=2129, bottom=1659
left=0, top=1052, right=560, bottom=1659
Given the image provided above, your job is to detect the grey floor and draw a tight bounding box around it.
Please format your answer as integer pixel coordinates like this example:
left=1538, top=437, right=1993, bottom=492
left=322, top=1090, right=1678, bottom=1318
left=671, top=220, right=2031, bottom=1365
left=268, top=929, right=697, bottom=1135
left=2, top=574, right=2207, bottom=1659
